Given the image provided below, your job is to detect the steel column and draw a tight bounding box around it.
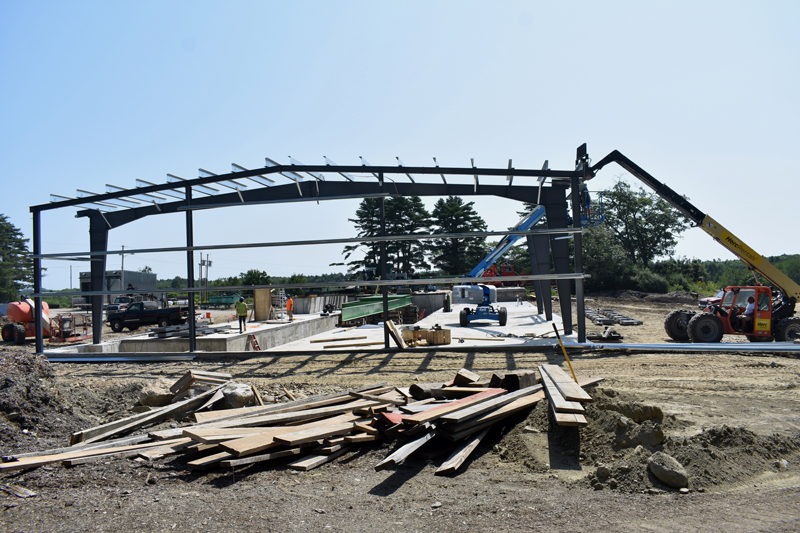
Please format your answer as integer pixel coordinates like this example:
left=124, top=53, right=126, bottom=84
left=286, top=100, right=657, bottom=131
left=572, top=174, right=585, bottom=343
left=32, top=210, right=43, bottom=353
left=527, top=233, right=553, bottom=319
left=380, top=173, right=389, bottom=349
left=545, top=195, right=572, bottom=335
left=185, top=187, right=196, bottom=352
left=89, top=215, right=108, bottom=344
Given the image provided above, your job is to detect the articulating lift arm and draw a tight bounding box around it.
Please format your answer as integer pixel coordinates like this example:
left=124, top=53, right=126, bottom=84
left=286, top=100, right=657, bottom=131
left=466, top=205, right=547, bottom=278
left=588, top=150, right=800, bottom=303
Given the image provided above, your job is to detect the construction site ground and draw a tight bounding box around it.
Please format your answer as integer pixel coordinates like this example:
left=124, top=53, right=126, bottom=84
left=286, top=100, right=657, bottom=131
left=2, top=292, right=799, bottom=532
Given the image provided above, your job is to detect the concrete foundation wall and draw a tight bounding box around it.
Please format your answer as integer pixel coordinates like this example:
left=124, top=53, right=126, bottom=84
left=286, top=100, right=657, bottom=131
left=411, top=292, right=447, bottom=316
left=497, top=287, right=527, bottom=302
left=292, top=295, right=351, bottom=314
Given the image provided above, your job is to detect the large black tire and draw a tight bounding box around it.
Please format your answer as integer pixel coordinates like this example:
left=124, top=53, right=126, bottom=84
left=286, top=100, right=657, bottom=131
left=158, top=316, right=171, bottom=328
left=664, top=309, right=692, bottom=342
left=687, top=312, right=725, bottom=343
left=110, top=319, right=124, bottom=333
left=12, top=324, right=26, bottom=345
left=1, top=324, right=14, bottom=343
left=459, top=309, right=469, bottom=327
left=748, top=334, right=774, bottom=342
left=776, top=317, right=800, bottom=343
left=498, top=307, right=508, bottom=327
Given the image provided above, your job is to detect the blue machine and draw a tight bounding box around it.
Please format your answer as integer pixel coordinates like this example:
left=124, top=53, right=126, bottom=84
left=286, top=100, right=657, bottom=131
left=466, top=206, right=546, bottom=279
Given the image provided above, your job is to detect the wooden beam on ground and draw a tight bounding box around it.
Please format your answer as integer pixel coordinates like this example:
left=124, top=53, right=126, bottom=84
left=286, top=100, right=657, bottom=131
left=289, top=444, right=355, bottom=471
left=374, top=430, right=436, bottom=471
left=435, top=428, right=489, bottom=475
left=273, top=422, right=357, bottom=446
left=438, top=385, right=544, bottom=424
left=539, top=371, right=585, bottom=414
left=540, top=364, right=593, bottom=402
left=0, top=438, right=191, bottom=472
left=386, top=320, right=407, bottom=349
left=323, top=341, right=386, bottom=349
left=402, top=389, right=506, bottom=426
left=309, top=336, right=367, bottom=343
left=219, top=447, right=309, bottom=468
left=74, top=386, right=225, bottom=445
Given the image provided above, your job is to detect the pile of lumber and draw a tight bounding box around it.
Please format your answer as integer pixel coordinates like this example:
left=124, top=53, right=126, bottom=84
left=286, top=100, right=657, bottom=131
left=597, top=309, right=643, bottom=326
left=0, top=367, right=602, bottom=477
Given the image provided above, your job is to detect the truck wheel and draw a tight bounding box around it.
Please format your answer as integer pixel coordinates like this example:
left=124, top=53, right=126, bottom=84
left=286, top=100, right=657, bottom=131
left=459, top=309, right=469, bottom=327
left=776, top=317, right=800, bottom=342
left=158, top=317, right=171, bottom=328
left=498, top=307, right=508, bottom=326
left=12, top=324, right=26, bottom=345
left=111, top=320, right=124, bottom=333
left=687, top=312, right=724, bottom=343
left=664, top=309, right=692, bottom=342
left=748, top=334, right=774, bottom=342
left=1, top=324, right=13, bottom=343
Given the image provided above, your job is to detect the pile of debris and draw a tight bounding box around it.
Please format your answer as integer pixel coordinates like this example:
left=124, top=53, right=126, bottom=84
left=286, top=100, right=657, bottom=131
left=585, top=308, right=643, bottom=326
left=0, top=366, right=602, bottom=477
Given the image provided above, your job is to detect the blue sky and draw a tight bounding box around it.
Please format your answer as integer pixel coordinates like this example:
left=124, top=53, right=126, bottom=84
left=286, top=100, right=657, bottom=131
left=2, top=1, right=798, bottom=290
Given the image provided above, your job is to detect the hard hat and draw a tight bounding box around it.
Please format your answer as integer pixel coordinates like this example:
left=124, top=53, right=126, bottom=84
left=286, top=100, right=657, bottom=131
left=239, top=297, right=244, bottom=301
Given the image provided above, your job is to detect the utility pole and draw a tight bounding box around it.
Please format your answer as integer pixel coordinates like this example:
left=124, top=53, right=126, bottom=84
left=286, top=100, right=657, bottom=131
left=199, top=255, right=212, bottom=303
left=119, top=245, right=134, bottom=302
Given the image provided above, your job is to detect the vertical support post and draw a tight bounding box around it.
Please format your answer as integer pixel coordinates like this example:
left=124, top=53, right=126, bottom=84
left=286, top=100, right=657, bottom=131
left=573, top=148, right=587, bottom=343
left=380, top=173, right=389, bottom=349
left=32, top=210, right=43, bottom=354
left=185, top=187, right=196, bottom=352
left=89, top=215, right=108, bottom=345
left=527, top=233, right=553, bottom=319
left=545, top=197, right=572, bottom=334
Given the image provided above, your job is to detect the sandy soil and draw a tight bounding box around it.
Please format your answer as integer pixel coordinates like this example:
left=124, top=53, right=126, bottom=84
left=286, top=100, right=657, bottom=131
left=2, top=295, right=799, bottom=532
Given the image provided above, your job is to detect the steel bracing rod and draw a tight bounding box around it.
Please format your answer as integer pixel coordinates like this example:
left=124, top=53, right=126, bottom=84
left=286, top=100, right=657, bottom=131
left=33, top=164, right=578, bottom=212
left=32, top=273, right=586, bottom=298
left=33, top=227, right=584, bottom=260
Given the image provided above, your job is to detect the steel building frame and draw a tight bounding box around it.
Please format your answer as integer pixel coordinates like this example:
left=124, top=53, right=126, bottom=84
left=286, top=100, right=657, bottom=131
left=29, top=144, right=595, bottom=352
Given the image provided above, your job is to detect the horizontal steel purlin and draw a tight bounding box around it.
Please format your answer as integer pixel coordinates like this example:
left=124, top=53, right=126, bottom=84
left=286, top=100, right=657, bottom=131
left=32, top=273, right=587, bottom=298
left=33, top=227, right=585, bottom=260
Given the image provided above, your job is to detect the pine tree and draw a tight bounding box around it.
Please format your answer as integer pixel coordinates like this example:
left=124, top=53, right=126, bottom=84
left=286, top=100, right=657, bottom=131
left=0, top=214, right=34, bottom=301
left=429, top=196, right=488, bottom=275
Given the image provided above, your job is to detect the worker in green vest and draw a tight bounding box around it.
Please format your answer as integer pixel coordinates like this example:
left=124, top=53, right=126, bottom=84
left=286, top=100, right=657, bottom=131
left=236, top=296, right=248, bottom=333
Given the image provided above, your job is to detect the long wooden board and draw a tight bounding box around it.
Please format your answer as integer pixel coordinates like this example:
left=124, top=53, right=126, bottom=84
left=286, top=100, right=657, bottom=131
left=538, top=371, right=585, bottom=414
left=0, top=438, right=191, bottom=472
left=437, top=385, right=544, bottom=424
left=402, top=389, right=506, bottom=426
left=289, top=444, right=355, bottom=471
left=220, top=413, right=361, bottom=457
left=540, top=364, right=593, bottom=402
left=309, top=336, right=367, bottom=343
left=435, top=428, right=488, bottom=475
left=219, top=447, right=308, bottom=468
left=273, top=422, right=356, bottom=446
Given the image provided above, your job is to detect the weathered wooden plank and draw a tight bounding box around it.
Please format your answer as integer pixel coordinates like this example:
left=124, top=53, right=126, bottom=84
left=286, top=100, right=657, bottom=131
left=186, top=450, right=236, bottom=471
left=273, top=422, right=356, bottom=446
left=0, top=438, right=190, bottom=472
left=5, top=434, right=151, bottom=462
left=386, top=320, right=407, bottom=350
left=170, top=370, right=232, bottom=393
left=220, top=413, right=361, bottom=457
left=438, top=384, right=544, bottom=424
left=452, top=368, right=481, bottom=387
left=538, top=371, right=585, bottom=414
left=219, top=447, right=308, bottom=468
left=76, top=385, right=225, bottom=445
left=289, top=444, right=355, bottom=471
left=435, top=428, right=488, bottom=475
left=344, top=433, right=380, bottom=444
left=374, top=430, right=436, bottom=471
left=402, top=389, right=506, bottom=426
left=309, top=336, right=367, bottom=343
left=540, top=364, right=593, bottom=402
left=323, top=341, right=386, bottom=349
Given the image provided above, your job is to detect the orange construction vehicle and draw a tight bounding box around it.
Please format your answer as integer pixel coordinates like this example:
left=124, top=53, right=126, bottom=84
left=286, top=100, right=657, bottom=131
left=2, top=299, right=91, bottom=344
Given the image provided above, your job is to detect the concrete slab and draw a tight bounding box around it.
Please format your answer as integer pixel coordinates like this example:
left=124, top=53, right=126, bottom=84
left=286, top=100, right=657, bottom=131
left=269, top=301, right=578, bottom=352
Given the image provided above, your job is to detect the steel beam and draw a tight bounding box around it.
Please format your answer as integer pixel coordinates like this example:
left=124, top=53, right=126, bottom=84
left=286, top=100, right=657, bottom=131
left=89, top=215, right=108, bottom=345
left=185, top=186, right=196, bottom=352
left=32, top=210, right=43, bottom=354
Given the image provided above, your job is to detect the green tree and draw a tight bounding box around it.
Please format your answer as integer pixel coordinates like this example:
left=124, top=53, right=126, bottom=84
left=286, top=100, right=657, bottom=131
left=336, top=196, right=430, bottom=276
left=603, top=179, right=691, bottom=267
left=581, top=225, right=634, bottom=292
left=138, top=265, right=153, bottom=273
left=430, top=196, right=488, bottom=275
left=0, top=214, right=34, bottom=301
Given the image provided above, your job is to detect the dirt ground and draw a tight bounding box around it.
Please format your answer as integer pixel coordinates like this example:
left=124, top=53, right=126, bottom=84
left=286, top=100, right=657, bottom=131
left=2, top=293, right=800, bottom=532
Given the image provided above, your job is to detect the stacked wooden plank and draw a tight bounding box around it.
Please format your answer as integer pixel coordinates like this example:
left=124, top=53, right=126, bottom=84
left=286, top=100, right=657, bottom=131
left=170, top=370, right=233, bottom=403
left=597, top=309, right=643, bottom=326
left=537, top=364, right=594, bottom=426
left=0, top=367, right=603, bottom=479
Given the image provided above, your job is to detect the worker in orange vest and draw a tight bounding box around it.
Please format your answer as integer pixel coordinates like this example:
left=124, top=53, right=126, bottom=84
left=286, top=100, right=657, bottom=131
left=286, top=294, right=294, bottom=322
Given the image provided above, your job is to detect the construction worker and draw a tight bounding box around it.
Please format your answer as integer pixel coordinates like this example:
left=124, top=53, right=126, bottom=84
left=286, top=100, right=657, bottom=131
left=236, top=296, right=248, bottom=333
left=286, top=294, right=294, bottom=322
